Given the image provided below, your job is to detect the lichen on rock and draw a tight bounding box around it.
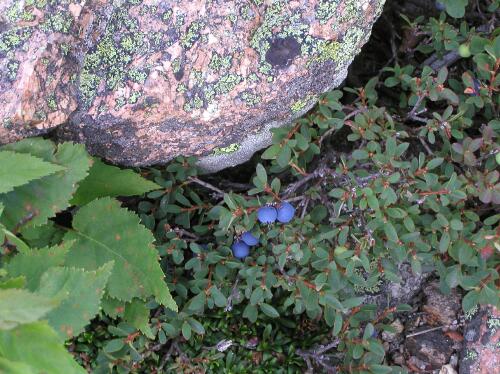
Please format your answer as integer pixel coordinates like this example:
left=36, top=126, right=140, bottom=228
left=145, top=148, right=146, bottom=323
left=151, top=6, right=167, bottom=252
left=1, top=0, right=386, bottom=171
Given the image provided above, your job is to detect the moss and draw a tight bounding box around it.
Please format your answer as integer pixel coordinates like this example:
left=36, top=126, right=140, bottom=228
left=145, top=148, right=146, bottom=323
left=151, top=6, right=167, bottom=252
left=212, top=143, right=241, bottom=155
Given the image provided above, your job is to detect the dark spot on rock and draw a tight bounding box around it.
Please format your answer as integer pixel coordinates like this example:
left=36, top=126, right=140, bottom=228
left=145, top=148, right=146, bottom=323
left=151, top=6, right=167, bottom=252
left=480, top=328, right=492, bottom=345
left=265, top=36, right=301, bottom=69
left=174, top=64, right=184, bottom=80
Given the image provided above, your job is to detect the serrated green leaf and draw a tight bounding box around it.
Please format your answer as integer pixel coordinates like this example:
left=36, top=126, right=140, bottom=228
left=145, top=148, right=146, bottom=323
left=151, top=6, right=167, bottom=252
left=0, top=288, right=57, bottom=329
left=0, top=139, right=91, bottom=230
left=37, top=262, right=113, bottom=340
left=63, top=198, right=177, bottom=311
left=100, top=295, right=125, bottom=318
left=5, top=243, right=70, bottom=291
left=0, top=322, right=86, bottom=374
left=0, top=150, right=65, bottom=195
left=70, top=158, right=161, bottom=206
left=124, top=299, right=154, bottom=339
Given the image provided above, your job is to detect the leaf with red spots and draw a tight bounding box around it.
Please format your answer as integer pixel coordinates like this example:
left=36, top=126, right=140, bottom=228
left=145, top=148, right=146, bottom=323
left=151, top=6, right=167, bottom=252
left=63, top=198, right=177, bottom=311
left=37, top=263, right=113, bottom=340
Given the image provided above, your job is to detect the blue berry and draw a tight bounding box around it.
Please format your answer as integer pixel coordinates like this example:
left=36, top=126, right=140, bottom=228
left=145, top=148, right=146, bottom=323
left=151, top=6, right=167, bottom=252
left=231, top=241, right=250, bottom=259
left=257, top=206, right=277, bottom=224
left=277, top=202, right=295, bottom=223
left=241, top=231, right=259, bottom=246
left=435, top=1, right=446, bottom=11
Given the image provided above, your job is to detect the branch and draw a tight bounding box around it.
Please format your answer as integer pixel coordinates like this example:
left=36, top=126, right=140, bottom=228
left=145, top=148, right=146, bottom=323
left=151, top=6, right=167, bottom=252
left=188, top=176, right=225, bottom=197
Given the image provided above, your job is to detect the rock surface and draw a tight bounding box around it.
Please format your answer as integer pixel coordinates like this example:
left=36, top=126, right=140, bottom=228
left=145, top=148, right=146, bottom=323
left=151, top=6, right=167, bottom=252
left=460, top=305, right=500, bottom=374
left=1, top=0, right=385, bottom=171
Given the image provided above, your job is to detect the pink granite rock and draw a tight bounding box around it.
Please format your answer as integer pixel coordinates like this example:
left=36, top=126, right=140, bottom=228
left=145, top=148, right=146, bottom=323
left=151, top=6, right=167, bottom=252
left=1, top=0, right=385, bottom=171
left=460, top=305, right=500, bottom=374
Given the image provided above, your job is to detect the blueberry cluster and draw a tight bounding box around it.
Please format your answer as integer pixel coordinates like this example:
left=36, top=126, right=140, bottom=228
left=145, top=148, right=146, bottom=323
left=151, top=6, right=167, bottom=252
left=231, top=202, right=296, bottom=259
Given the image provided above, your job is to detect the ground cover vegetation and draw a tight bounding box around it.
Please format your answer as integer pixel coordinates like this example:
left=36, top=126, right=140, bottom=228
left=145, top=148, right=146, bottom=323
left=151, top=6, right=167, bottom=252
left=0, top=0, right=499, bottom=373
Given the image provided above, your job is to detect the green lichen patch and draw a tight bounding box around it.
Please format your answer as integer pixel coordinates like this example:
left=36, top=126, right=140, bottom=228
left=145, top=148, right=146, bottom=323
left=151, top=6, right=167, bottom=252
left=214, top=74, right=243, bottom=95
left=209, top=52, right=232, bottom=72
left=41, top=11, right=73, bottom=34
left=315, top=0, right=340, bottom=24
left=78, top=6, right=147, bottom=108
left=212, top=143, right=241, bottom=155
left=180, top=20, right=205, bottom=50
left=240, top=92, right=262, bottom=107
left=0, top=28, right=33, bottom=55
left=290, top=95, right=318, bottom=113
left=6, top=60, right=20, bottom=81
left=46, top=94, right=57, bottom=111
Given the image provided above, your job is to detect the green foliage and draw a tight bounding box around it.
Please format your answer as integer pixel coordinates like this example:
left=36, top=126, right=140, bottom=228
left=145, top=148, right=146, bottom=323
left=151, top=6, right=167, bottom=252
left=70, top=158, right=161, bottom=206
left=63, top=198, right=176, bottom=310
left=0, top=140, right=176, bottom=372
left=0, top=139, right=91, bottom=230
left=0, top=322, right=86, bottom=374
left=0, top=288, right=57, bottom=329
left=0, top=150, right=64, bottom=194
left=0, top=3, right=499, bottom=373
left=37, top=263, right=113, bottom=340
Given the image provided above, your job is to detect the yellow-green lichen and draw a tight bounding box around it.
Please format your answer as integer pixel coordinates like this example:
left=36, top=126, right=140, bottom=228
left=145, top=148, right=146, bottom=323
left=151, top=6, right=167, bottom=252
left=0, top=28, right=32, bottom=54
left=209, top=52, right=232, bottom=72
left=46, top=94, right=57, bottom=111
left=290, top=95, right=318, bottom=113
left=180, top=20, right=205, bottom=50
left=241, top=92, right=262, bottom=107
left=128, top=91, right=142, bottom=104
left=212, top=143, right=241, bottom=155
left=214, top=74, right=242, bottom=95
left=41, top=11, right=73, bottom=34
left=316, top=0, right=340, bottom=24
left=6, top=60, right=20, bottom=81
